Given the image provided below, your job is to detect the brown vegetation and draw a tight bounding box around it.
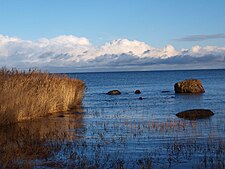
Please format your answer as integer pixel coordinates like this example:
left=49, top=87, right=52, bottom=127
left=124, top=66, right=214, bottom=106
left=0, top=67, right=85, bottom=126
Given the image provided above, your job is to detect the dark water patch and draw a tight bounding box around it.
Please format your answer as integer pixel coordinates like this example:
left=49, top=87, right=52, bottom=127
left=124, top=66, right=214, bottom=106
left=161, top=90, right=171, bottom=93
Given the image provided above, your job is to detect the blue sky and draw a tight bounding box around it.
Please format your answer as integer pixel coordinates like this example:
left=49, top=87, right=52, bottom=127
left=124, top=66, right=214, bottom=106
left=1, top=0, right=225, bottom=48
left=0, top=0, right=225, bottom=72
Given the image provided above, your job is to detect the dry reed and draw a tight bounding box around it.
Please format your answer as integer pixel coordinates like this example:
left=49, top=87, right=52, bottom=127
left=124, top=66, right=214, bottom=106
left=0, top=67, right=85, bottom=126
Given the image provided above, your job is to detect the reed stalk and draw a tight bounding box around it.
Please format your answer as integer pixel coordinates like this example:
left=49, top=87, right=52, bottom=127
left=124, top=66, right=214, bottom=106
left=0, top=67, right=85, bottom=126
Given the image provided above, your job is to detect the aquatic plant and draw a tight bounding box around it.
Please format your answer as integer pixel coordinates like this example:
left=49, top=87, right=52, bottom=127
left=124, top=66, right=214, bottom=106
left=0, top=67, right=85, bottom=125
left=1, top=115, right=224, bottom=169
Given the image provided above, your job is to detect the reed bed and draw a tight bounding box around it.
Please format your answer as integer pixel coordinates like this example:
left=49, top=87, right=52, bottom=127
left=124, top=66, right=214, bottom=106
left=0, top=67, right=85, bottom=126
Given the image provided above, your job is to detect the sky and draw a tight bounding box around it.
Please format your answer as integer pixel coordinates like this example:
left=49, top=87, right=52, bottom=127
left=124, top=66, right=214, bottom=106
left=0, top=0, right=225, bottom=72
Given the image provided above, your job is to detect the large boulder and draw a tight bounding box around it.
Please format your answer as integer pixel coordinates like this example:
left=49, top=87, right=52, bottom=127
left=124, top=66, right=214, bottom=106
left=174, top=79, right=205, bottom=93
left=107, top=90, right=121, bottom=95
left=176, top=109, right=214, bottom=120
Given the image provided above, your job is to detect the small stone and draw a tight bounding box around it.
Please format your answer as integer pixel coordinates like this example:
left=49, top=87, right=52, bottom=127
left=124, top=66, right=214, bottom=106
left=135, top=90, right=141, bottom=94
left=107, top=90, right=121, bottom=95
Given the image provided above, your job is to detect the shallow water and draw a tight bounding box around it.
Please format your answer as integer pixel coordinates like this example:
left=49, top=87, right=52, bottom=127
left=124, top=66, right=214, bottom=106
left=1, top=69, right=225, bottom=168
left=73, top=69, right=225, bottom=168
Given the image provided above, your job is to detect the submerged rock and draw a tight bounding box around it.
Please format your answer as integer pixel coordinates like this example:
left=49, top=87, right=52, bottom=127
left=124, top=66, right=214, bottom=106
left=107, top=90, right=121, bottom=95
left=161, top=90, right=170, bottom=93
left=139, top=97, right=143, bottom=100
left=174, top=79, right=205, bottom=93
left=176, top=109, right=214, bottom=120
left=135, top=90, right=141, bottom=94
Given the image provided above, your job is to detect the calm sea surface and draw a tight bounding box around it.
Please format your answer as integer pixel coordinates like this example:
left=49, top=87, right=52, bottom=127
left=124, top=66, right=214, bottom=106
left=1, top=69, right=224, bottom=169
left=66, top=69, right=225, bottom=168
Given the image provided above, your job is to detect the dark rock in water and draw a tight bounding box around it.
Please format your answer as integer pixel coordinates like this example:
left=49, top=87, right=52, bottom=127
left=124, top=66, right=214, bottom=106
left=174, top=79, right=205, bottom=93
left=176, top=109, right=214, bottom=120
left=139, top=97, right=143, bottom=100
left=107, top=90, right=121, bottom=95
left=135, top=90, right=141, bottom=94
left=161, top=90, right=170, bottom=93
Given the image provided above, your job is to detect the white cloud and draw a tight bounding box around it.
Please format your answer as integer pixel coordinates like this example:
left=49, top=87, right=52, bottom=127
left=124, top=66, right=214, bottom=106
left=0, top=34, right=225, bottom=71
left=97, top=39, right=152, bottom=57
left=0, top=35, right=20, bottom=45
left=191, top=45, right=225, bottom=56
left=162, top=45, right=180, bottom=58
left=0, top=35, right=22, bottom=57
left=37, top=35, right=90, bottom=48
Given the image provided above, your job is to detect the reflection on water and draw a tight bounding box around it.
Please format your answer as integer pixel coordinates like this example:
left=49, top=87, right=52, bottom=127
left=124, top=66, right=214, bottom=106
left=1, top=107, right=224, bottom=168
left=0, top=111, right=85, bottom=168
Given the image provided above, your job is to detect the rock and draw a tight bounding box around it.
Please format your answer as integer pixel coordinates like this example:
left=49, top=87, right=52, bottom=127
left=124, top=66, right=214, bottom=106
left=176, top=109, right=214, bottom=120
left=135, top=90, right=141, bottom=94
left=174, top=79, right=205, bottom=93
left=139, top=97, right=143, bottom=100
left=107, top=90, right=121, bottom=95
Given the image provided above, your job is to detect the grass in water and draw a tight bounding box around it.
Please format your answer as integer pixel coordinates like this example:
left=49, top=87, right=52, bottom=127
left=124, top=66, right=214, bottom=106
left=0, top=67, right=85, bottom=126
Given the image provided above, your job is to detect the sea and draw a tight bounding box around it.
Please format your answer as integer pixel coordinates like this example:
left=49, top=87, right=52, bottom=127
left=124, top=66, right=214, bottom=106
left=1, top=69, right=225, bottom=169
left=67, top=69, right=225, bottom=168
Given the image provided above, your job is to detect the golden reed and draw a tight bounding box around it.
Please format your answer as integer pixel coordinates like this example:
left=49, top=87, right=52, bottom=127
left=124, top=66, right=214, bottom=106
left=0, top=67, right=85, bottom=126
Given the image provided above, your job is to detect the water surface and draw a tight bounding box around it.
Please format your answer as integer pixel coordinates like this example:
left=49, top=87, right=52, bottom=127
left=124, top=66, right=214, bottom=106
left=73, top=69, right=225, bottom=168
left=1, top=69, right=224, bottom=168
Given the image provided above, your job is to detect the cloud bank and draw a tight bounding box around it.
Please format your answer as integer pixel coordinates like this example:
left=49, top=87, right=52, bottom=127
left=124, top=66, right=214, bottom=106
left=0, top=34, right=225, bottom=72
left=174, top=34, right=225, bottom=42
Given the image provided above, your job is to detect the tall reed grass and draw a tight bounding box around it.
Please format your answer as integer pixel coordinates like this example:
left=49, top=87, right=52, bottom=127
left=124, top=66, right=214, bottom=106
left=0, top=67, right=85, bottom=126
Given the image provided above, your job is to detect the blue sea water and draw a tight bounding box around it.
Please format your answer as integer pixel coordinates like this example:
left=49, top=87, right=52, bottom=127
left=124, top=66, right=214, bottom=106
left=74, top=69, right=225, bottom=118
left=1, top=69, right=224, bottom=168
left=66, top=69, right=225, bottom=168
